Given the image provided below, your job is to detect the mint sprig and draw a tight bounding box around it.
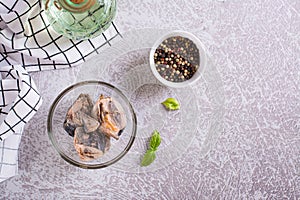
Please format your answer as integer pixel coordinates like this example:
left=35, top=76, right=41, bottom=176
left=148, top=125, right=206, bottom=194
left=141, top=150, right=156, bottom=167
left=161, top=98, right=180, bottom=110
left=149, top=130, right=161, bottom=151
left=141, top=130, right=161, bottom=167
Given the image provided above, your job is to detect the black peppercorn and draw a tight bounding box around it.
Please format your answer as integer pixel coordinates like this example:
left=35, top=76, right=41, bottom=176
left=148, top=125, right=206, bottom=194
left=153, top=36, right=200, bottom=82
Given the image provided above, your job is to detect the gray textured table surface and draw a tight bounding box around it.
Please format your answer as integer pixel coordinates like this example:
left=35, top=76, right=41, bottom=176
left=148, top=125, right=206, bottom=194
left=0, top=0, right=299, bottom=199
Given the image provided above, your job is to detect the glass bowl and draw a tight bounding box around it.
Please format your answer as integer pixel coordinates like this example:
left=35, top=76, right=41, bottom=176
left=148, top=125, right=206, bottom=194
left=47, top=81, right=137, bottom=169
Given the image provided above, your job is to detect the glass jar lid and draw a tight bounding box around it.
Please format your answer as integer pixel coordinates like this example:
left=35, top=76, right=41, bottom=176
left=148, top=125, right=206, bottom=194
left=57, top=0, right=96, bottom=13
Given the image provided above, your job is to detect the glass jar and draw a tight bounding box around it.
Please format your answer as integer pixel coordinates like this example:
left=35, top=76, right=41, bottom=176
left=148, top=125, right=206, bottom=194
left=44, top=0, right=116, bottom=40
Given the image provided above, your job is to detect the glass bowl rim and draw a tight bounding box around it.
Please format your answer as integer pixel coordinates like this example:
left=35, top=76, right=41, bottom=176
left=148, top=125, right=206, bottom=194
left=47, top=80, right=137, bottom=169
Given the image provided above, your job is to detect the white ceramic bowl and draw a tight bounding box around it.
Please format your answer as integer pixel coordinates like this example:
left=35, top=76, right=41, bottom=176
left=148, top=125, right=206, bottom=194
left=149, top=30, right=207, bottom=88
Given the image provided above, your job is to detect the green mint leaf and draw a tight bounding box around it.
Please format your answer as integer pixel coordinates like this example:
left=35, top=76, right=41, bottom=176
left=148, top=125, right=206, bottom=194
left=161, top=98, right=180, bottom=110
left=141, top=150, right=156, bottom=167
left=149, top=130, right=161, bottom=151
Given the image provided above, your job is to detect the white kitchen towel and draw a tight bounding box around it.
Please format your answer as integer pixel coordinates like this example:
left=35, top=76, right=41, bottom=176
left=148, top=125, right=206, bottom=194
left=0, top=65, right=42, bottom=182
left=0, top=0, right=122, bottom=182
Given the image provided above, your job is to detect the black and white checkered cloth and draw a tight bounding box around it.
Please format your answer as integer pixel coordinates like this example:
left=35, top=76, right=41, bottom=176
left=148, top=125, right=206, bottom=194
left=0, top=0, right=122, bottom=182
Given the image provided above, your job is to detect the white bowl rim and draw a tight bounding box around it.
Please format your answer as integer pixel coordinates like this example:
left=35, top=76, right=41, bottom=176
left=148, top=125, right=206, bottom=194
left=149, top=30, right=207, bottom=88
